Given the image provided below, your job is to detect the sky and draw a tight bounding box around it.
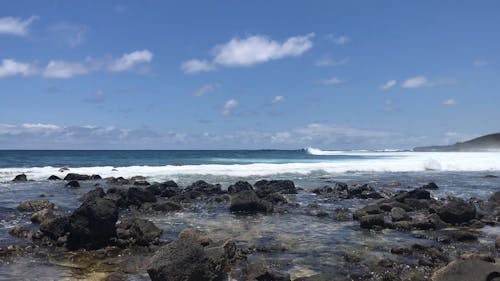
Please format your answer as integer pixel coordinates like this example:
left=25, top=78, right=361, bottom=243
left=0, top=0, right=499, bottom=149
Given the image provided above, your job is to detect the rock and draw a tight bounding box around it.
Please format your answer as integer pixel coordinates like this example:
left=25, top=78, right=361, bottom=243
left=353, top=204, right=383, bottom=220
left=423, top=182, right=439, bottom=190
left=133, top=180, right=150, bottom=186
left=64, top=173, right=91, bottom=181
left=391, top=207, right=410, bottom=222
left=65, top=180, right=80, bottom=188
left=80, top=188, right=105, bottom=203
left=47, top=175, right=61, bottom=180
left=255, top=271, right=291, bottom=281
left=40, top=216, right=70, bottom=240
left=387, top=181, right=402, bottom=187
left=107, top=177, right=130, bottom=185
left=254, top=180, right=297, bottom=197
left=116, top=218, right=162, bottom=246
left=59, top=167, right=69, bottom=172
left=359, top=214, right=386, bottom=229
left=90, top=174, right=102, bottom=180
left=9, top=226, right=30, bottom=238
left=31, top=208, right=56, bottom=224
left=67, top=197, right=118, bottom=250
left=127, top=187, right=157, bottom=206
left=394, top=187, right=431, bottom=202
left=431, top=259, right=500, bottom=281
left=229, top=190, right=273, bottom=213
left=186, top=180, right=223, bottom=196
left=460, top=253, right=496, bottom=263
left=316, top=210, right=329, bottom=217
left=147, top=231, right=235, bottom=281
left=17, top=199, right=55, bottom=212
left=228, top=181, right=253, bottom=193
left=437, top=199, right=476, bottom=224
left=147, top=181, right=181, bottom=197
left=12, top=174, right=28, bottom=182
left=153, top=201, right=182, bottom=212
left=441, top=229, right=478, bottom=242
left=496, top=235, right=500, bottom=249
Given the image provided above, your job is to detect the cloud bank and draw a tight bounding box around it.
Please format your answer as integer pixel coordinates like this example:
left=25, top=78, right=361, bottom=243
left=0, top=16, right=37, bottom=36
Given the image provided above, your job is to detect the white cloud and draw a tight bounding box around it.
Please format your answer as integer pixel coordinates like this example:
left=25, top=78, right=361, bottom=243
left=315, top=56, right=349, bottom=67
left=380, top=80, right=397, bottom=90
left=223, top=99, right=238, bottom=115
left=44, top=60, right=90, bottom=78
left=473, top=59, right=488, bottom=67
left=319, top=77, right=347, bottom=85
left=272, top=95, right=285, bottom=103
left=442, top=99, right=457, bottom=105
left=0, top=59, right=37, bottom=77
left=108, top=50, right=153, bottom=72
left=48, top=23, right=88, bottom=47
left=401, top=76, right=457, bottom=88
left=193, top=84, right=216, bottom=97
left=181, top=33, right=314, bottom=73
left=181, top=59, right=216, bottom=74
left=0, top=16, right=37, bottom=36
left=326, top=34, right=350, bottom=45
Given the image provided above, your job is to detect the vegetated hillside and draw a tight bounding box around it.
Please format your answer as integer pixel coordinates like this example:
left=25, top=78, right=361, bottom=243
left=414, top=133, right=500, bottom=152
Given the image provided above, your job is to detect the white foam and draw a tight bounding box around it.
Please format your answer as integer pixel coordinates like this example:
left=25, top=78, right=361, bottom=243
left=1, top=152, right=500, bottom=182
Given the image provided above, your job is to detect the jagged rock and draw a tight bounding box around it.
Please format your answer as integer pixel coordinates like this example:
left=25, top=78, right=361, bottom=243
left=107, top=177, right=130, bottom=185
left=229, top=190, right=273, bottom=213
left=146, top=181, right=180, bottom=197
left=17, top=199, right=55, bottom=212
left=359, top=214, right=386, bottom=229
left=437, top=199, right=476, bottom=224
left=40, top=216, right=70, bottom=240
left=80, top=187, right=105, bottom=203
left=228, top=181, right=253, bottom=194
left=48, top=175, right=61, bottom=180
left=9, top=226, right=30, bottom=238
left=127, top=187, right=157, bottom=206
left=116, top=218, right=162, bottom=246
left=65, top=180, right=80, bottom=188
left=186, top=180, right=223, bottom=196
left=31, top=208, right=56, bottom=224
left=12, top=174, right=28, bottom=182
left=391, top=207, right=410, bottom=222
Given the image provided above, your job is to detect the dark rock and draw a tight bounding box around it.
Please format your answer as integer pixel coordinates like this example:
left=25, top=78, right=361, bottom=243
left=431, top=259, right=500, bottom=281
left=116, top=218, right=162, bottom=246
left=316, top=210, right=329, bottom=217
left=107, top=177, right=130, bottom=185
left=263, top=193, right=288, bottom=205
left=31, top=208, right=56, bottom=224
left=65, top=180, right=80, bottom=188
left=147, top=181, right=181, bottom=197
left=496, top=235, right=500, bottom=249
left=255, top=271, right=291, bottom=281
left=127, top=187, right=157, bottom=206
left=460, top=253, right=496, bottom=263
left=64, top=173, right=91, bottom=181
left=133, top=180, right=150, bottom=186
left=104, top=188, right=128, bottom=208
left=391, top=207, right=410, bottom=222
left=394, top=187, right=431, bottom=202
left=153, top=201, right=182, bottom=212
left=12, top=174, right=27, bottom=182
left=80, top=188, right=105, bottom=203
left=229, top=190, right=273, bottom=213
left=40, top=216, right=70, bottom=240
left=67, top=197, right=119, bottom=250
left=353, top=204, right=383, bottom=220
left=359, top=214, right=386, bottom=229
left=312, top=186, right=334, bottom=195
left=48, top=175, right=61, bottom=180
left=254, top=180, right=297, bottom=197
left=422, top=182, right=439, bottom=190
left=441, top=229, right=478, bottom=242
left=186, top=180, right=223, bottom=196
left=17, top=199, right=55, bottom=212
left=228, top=181, right=253, bottom=194
left=9, top=226, right=30, bottom=238
left=90, top=174, right=102, bottom=180
left=437, top=199, right=476, bottom=224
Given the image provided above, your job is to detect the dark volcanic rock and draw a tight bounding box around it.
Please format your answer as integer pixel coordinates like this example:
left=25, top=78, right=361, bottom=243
left=90, top=174, right=102, bottom=180
left=437, top=199, right=476, bottom=224
left=394, top=187, right=431, bottom=202
left=116, top=218, right=162, bottom=246
left=431, top=259, right=500, bottom=281
left=80, top=187, right=105, bottom=203
left=254, top=180, right=297, bottom=197
left=147, top=230, right=236, bottom=281
left=31, top=208, right=56, bottom=224
left=47, top=175, right=61, bottom=180
left=12, top=174, right=28, bottom=182
left=40, top=216, right=70, bottom=240
left=186, top=180, right=223, bottom=196
left=17, top=199, right=55, bottom=212
left=422, top=182, right=439, bottom=190
left=65, top=180, right=80, bottom=188
left=391, top=207, right=410, bottom=222
left=359, top=214, right=386, bottom=229
left=107, top=177, right=130, bottom=185
left=152, top=201, right=182, bottom=212
left=228, top=181, right=253, bottom=194
left=9, top=226, right=30, bottom=238
left=229, top=190, right=273, bottom=213
left=255, top=271, right=291, bottom=281
left=146, top=181, right=180, bottom=197
left=64, top=173, right=91, bottom=181
left=67, top=197, right=119, bottom=250
left=127, top=187, right=157, bottom=206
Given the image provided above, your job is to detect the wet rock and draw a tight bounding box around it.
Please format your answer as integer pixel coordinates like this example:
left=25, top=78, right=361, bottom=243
left=9, top=226, right=30, bottom=238
left=431, top=259, right=500, bottom=281
left=133, top=180, right=150, bottom=186
left=254, top=180, right=297, bottom=197
left=47, top=175, right=61, bottom=180
left=40, top=216, right=70, bottom=240
left=312, top=186, right=334, bottom=195
left=31, top=208, right=56, bottom=224
left=391, top=207, right=410, bottom=222
left=255, top=271, right=291, bottom=281
left=263, top=192, right=288, bottom=205
left=12, top=173, right=28, bottom=182
left=460, top=253, right=496, bottom=263
left=353, top=204, right=383, bottom=220
left=294, top=274, right=342, bottom=281
left=228, top=181, right=253, bottom=194
left=90, top=174, right=102, bottom=180
left=116, top=218, right=162, bottom=246
left=80, top=187, right=105, bottom=203
left=147, top=181, right=180, bottom=197
left=67, top=197, right=118, bottom=250
left=437, top=199, right=476, bottom=224
left=186, top=180, right=223, bottom=196
left=359, top=214, right=386, bottom=229
left=107, top=177, right=130, bottom=185
left=127, top=187, right=157, bottom=206
left=152, top=201, right=182, bottom=212
left=17, top=199, right=55, bottom=212
left=316, top=210, right=329, bottom=217
left=394, top=187, right=431, bottom=202
left=496, top=235, right=500, bottom=249
left=147, top=230, right=235, bottom=281
left=422, top=182, right=439, bottom=190
left=441, top=229, right=478, bottom=242
left=65, top=180, right=80, bottom=188
left=64, top=173, right=91, bottom=181
left=229, top=190, right=273, bottom=213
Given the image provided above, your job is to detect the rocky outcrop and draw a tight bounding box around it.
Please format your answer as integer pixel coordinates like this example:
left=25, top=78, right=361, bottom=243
left=254, top=180, right=297, bottom=197
left=17, top=199, right=55, bottom=212
left=437, top=199, right=476, bottom=224
left=228, top=181, right=253, bottom=194
left=127, top=187, right=157, bottom=206
left=115, top=218, right=162, bottom=246
left=229, top=190, right=273, bottom=213
left=12, top=174, right=28, bottom=182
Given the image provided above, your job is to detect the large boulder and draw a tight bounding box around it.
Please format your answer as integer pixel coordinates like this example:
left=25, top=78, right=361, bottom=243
left=147, top=230, right=235, bottom=281
left=228, top=181, right=253, bottom=194
left=146, top=181, right=180, bottom=197
left=65, top=180, right=80, bottom=188
left=127, top=187, right=157, bottom=206
left=80, top=187, right=105, bottom=203
left=17, top=199, right=55, bottom=212
left=66, top=197, right=119, bottom=250
left=254, top=180, right=297, bottom=197
left=229, top=190, right=273, bottom=213
left=64, top=173, right=91, bottom=181
left=186, top=180, right=223, bottom=196
left=40, top=216, right=70, bottom=240
left=116, top=218, right=162, bottom=246
left=431, top=259, right=500, bottom=281
left=359, top=214, right=386, bottom=229
left=437, top=199, right=476, bottom=224
left=12, top=174, right=27, bottom=182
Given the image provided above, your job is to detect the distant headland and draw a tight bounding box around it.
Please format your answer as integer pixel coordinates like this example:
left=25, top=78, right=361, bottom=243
left=414, top=133, right=500, bottom=152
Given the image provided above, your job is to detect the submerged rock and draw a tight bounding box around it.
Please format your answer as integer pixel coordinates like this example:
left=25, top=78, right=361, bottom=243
left=359, top=214, right=386, bottom=229
left=422, top=182, right=439, bottom=190
left=17, top=199, right=55, bottom=212
left=229, top=190, right=273, bottom=213
left=116, top=218, right=162, bottom=246
left=12, top=174, right=28, bottom=182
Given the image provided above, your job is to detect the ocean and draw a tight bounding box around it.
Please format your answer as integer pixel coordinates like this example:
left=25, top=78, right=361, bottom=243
left=0, top=149, right=499, bottom=280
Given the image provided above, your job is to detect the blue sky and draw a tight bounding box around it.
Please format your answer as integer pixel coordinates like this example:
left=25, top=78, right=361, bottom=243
left=0, top=0, right=499, bottom=149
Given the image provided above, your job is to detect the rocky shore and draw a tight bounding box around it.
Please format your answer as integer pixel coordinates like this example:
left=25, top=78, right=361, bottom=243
left=1, top=173, right=499, bottom=280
